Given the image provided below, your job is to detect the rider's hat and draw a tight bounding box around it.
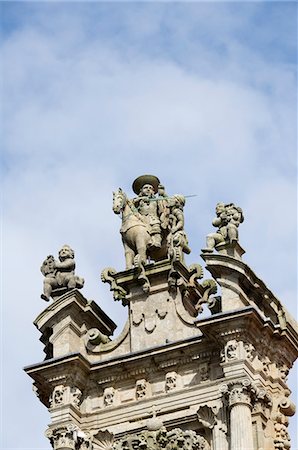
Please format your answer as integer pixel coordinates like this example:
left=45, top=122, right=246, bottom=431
left=132, top=175, right=160, bottom=194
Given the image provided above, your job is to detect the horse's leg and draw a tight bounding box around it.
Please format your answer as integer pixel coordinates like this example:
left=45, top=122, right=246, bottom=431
left=122, top=238, right=134, bottom=269
left=135, top=232, right=148, bottom=265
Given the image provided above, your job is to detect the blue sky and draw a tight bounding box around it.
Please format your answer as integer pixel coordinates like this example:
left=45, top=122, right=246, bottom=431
left=1, top=2, right=297, bottom=449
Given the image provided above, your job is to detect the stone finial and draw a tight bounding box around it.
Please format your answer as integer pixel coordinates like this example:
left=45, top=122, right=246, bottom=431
left=202, top=203, right=244, bottom=254
left=40, top=245, right=84, bottom=301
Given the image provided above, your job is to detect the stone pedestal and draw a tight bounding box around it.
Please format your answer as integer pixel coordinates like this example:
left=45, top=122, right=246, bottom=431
left=34, top=289, right=116, bottom=359
left=112, top=260, right=202, bottom=351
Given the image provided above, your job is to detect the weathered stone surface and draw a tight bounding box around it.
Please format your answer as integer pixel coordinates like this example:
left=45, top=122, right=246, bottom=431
left=41, top=245, right=85, bottom=301
left=112, top=175, right=191, bottom=291
left=26, top=180, right=298, bottom=450
left=202, top=203, right=244, bottom=254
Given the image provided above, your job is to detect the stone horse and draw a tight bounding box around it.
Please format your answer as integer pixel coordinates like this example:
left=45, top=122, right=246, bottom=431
left=113, top=188, right=152, bottom=269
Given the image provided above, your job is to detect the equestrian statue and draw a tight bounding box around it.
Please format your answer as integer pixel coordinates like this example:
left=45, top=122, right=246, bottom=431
left=112, top=175, right=191, bottom=272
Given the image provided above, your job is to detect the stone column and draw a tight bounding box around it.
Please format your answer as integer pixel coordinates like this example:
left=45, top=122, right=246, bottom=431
left=221, top=380, right=254, bottom=450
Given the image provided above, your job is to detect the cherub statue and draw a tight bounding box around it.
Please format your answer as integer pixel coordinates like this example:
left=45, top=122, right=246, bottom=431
left=202, top=202, right=244, bottom=252
left=40, top=245, right=84, bottom=301
left=167, top=195, right=191, bottom=262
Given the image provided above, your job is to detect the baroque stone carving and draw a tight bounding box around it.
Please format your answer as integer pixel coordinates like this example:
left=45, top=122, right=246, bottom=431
left=265, top=394, right=296, bottom=450
left=220, top=379, right=272, bottom=409
left=199, top=362, right=209, bottom=381
left=165, top=371, right=178, bottom=392
left=40, top=245, right=84, bottom=301
left=46, top=424, right=92, bottom=450
left=101, top=268, right=128, bottom=302
left=244, top=342, right=255, bottom=362
left=220, top=339, right=239, bottom=363
left=180, top=264, right=218, bottom=316
left=85, top=328, right=110, bottom=346
left=45, top=424, right=77, bottom=449
left=202, top=202, right=244, bottom=253
left=131, top=301, right=168, bottom=334
left=112, top=427, right=210, bottom=450
left=103, top=387, right=115, bottom=407
left=197, top=405, right=216, bottom=429
left=112, top=176, right=191, bottom=291
left=262, top=356, right=271, bottom=375
left=272, top=413, right=291, bottom=449
left=49, top=385, right=82, bottom=410
left=49, top=385, right=65, bottom=408
left=70, top=386, right=82, bottom=407
left=278, top=364, right=289, bottom=382
left=135, top=379, right=147, bottom=400
left=93, top=430, right=114, bottom=450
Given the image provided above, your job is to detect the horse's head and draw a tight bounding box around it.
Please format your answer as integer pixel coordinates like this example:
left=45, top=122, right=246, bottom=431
left=113, top=188, right=126, bottom=214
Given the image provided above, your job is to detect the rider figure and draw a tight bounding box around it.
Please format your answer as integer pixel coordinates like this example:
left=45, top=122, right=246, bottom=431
left=132, top=175, right=163, bottom=249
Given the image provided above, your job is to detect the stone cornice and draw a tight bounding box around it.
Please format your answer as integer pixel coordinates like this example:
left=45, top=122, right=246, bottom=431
left=34, top=289, right=116, bottom=336
left=201, top=253, right=298, bottom=336
left=195, top=306, right=298, bottom=365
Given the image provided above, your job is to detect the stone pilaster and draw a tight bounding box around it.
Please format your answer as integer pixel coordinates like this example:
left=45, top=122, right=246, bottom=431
left=197, top=404, right=228, bottom=450
left=221, top=379, right=254, bottom=450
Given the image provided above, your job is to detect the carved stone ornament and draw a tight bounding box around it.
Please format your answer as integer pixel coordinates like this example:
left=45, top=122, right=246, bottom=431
left=243, top=342, right=255, bottom=362
left=103, top=387, right=115, bottom=407
left=193, top=278, right=217, bottom=314
left=278, top=364, right=289, bottom=382
left=112, top=177, right=191, bottom=292
left=40, top=245, right=84, bottom=301
left=101, top=268, right=128, bottom=303
left=113, top=427, right=210, bottom=450
left=135, top=379, right=147, bottom=400
left=272, top=413, right=291, bottom=450
left=197, top=405, right=216, bottom=429
left=93, top=430, right=114, bottom=450
left=220, top=379, right=272, bottom=409
left=165, top=371, right=178, bottom=392
left=46, top=424, right=93, bottom=450
left=49, top=385, right=82, bottom=409
left=202, top=202, right=244, bottom=253
left=49, top=385, right=65, bottom=408
left=85, top=328, right=110, bottom=347
left=180, top=264, right=218, bottom=316
left=220, top=339, right=240, bottom=363
left=45, top=424, right=77, bottom=450
left=199, top=362, right=209, bottom=382
left=70, top=386, right=82, bottom=407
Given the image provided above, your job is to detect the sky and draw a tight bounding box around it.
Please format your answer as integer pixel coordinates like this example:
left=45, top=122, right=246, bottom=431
left=1, top=1, right=297, bottom=449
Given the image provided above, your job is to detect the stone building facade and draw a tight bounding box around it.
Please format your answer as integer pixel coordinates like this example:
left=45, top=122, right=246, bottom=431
left=25, top=176, right=297, bottom=450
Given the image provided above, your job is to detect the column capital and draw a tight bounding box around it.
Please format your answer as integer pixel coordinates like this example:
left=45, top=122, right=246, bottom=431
left=45, top=424, right=92, bottom=450
left=220, top=379, right=271, bottom=409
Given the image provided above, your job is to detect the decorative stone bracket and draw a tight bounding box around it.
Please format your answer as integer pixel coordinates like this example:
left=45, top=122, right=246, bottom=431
left=101, top=267, right=128, bottom=303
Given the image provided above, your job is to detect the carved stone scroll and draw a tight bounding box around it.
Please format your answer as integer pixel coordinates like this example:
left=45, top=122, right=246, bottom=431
left=101, top=267, right=128, bottom=302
